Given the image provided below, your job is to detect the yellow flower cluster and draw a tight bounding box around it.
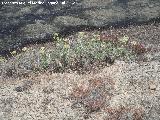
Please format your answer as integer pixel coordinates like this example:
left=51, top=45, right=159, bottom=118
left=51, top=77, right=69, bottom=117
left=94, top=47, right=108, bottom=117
left=22, top=47, right=27, bottom=51
left=119, top=36, right=129, bottom=44
left=40, top=47, right=45, bottom=54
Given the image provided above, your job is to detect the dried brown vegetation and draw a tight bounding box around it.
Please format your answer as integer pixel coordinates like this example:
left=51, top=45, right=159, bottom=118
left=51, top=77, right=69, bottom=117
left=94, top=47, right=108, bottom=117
left=70, top=77, right=115, bottom=118
left=69, top=76, right=146, bottom=120
left=104, top=106, right=144, bottom=120
left=100, top=32, right=150, bottom=55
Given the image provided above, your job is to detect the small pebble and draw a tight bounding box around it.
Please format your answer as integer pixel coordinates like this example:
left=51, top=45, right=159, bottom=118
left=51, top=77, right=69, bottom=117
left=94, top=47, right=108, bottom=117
left=14, top=86, right=24, bottom=92
left=149, top=84, right=156, bottom=91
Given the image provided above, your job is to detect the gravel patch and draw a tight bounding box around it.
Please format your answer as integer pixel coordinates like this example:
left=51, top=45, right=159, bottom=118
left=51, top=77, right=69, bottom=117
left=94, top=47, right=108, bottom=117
left=0, top=59, right=160, bottom=120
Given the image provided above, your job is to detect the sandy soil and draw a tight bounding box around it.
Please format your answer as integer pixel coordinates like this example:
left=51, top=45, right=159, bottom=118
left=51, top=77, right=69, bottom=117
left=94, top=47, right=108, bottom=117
left=0, top=59, right=160, bottom=120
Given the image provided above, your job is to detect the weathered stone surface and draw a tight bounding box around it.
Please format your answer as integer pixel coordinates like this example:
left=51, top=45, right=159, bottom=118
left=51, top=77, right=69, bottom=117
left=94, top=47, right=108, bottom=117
left=0, top=0, right=160, bottom=55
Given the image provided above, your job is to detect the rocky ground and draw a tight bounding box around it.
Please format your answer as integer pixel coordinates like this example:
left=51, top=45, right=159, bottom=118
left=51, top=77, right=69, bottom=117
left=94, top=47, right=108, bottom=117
left=0, top=22, right=160, bottom=120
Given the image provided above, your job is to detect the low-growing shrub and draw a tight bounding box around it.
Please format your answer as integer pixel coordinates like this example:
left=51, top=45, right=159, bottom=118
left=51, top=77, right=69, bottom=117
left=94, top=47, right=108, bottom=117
left=0, top=31, right=145, bottom=77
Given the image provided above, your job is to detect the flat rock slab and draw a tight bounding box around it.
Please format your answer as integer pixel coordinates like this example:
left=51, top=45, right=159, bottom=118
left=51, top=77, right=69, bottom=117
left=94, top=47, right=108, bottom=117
left=0, top=0, right=160, bottom=54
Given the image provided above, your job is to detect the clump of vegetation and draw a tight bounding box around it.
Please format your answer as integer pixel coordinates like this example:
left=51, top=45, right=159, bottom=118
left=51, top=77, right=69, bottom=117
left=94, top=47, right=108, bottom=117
left=104, top=106, right=144, bottom=120
left=0, top=31, right=148, bottom=78
left=38, top=32, right=135, bottom=72
left=0, top=56, right=6, bottom=62
left=70, top=77, right=114, bottom=119
left=69, top=76, right=144, bottom=119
